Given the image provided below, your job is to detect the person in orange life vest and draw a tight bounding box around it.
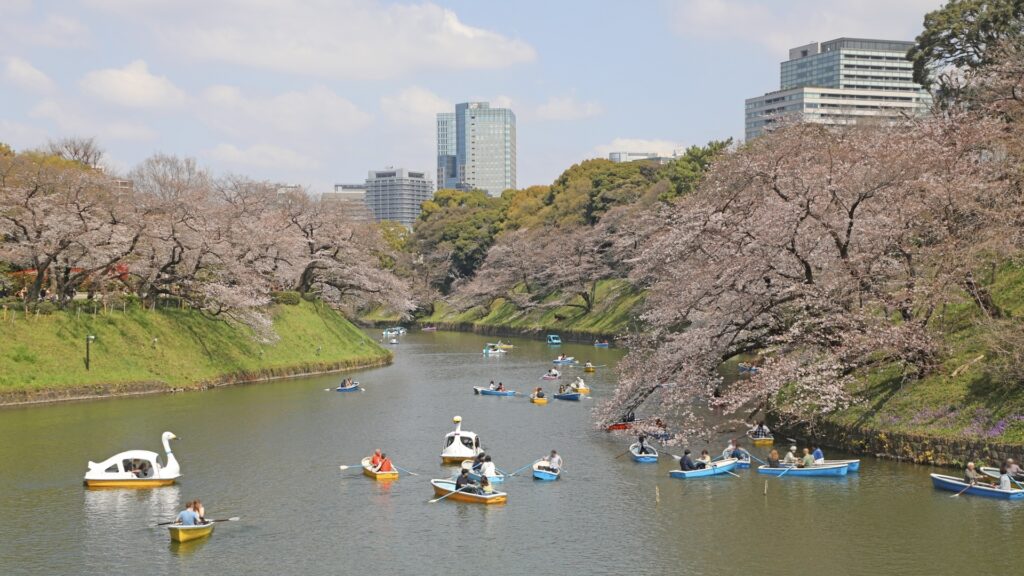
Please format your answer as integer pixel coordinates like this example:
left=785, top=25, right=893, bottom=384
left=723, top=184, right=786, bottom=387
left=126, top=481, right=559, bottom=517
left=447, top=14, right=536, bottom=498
left=370, top=449, right=383, bottom=468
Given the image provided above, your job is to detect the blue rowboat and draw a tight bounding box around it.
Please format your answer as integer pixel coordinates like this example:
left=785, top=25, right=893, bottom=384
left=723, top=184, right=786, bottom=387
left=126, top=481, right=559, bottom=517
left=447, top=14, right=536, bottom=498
left=552, top=357, right=575, bottom=365
left=669, top=458, right=740, bottom=479
left=931, top=473, right=1024, bottom=499
left=461, top=460, right=505, bottom=484
left=546, top=335, right=562, bottom=345
left=532, top=461, right=560, bottom=481
left=553, top=392, right=581, bottom=401
left=593, top=341, right=610, bottom=348
left=335, top=382, right=361, bottom=392
left=757, top=463, right=848, bottom=477
left=629, top=443, right=659, bottom=463
left=824, top=459, right=860, bottom=472
left=736, top=458, right=751, bottom=469
left=473, top=386, right=516, bottom=397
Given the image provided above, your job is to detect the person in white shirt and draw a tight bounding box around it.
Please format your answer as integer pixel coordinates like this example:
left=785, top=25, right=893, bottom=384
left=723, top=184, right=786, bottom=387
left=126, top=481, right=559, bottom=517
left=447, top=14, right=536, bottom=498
left=480, top=456, right=497, bottom=478
left=547, top=450, right=563, bottom=470
left=783, top=446, right=799, bottom=465
left=722, top=439, right=736, bottom=459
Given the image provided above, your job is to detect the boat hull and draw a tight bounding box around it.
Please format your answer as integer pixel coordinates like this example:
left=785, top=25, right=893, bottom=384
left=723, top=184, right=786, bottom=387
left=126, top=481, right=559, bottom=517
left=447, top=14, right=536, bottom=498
left=84, top=478, right=176, bottom=488
left=540, top=375, right=559, bottom=381
left=593, top=343, right=609, bottom=348
left=757, top=464, right=848, bottom=477
left=629, top=443, right=658, bottom=463
left=669, top=458, right=740, bottom=479
left=474, top=387, right=516, bottom=396
left=584, top=367, right=596, bottom=373
left=747, top=435, right=774, bottom=447
left=572, top=386, right=590, bottom=394
left=532, top=464, right=560, bottom=481
left=335, top=385, right=360, bottom=392
left=168, top=523, right=214, bottom=543
left=553, top=392, right=581, bottom=401
left=461, top=461, right=505, bottom=484
left=431, top=480, right=507, bottom=504
left=361, top=457, right=399, bottom=481
left=823, top=459, right=861, bottom=472
left=531, top=397, right=548, bottom=405
left=931, top=473, right=1024, bottom=499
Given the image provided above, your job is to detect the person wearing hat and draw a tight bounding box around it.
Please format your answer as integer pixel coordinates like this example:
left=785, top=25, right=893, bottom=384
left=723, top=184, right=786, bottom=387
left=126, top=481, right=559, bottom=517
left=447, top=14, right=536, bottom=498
left=783, top=445, right=799, bottom=466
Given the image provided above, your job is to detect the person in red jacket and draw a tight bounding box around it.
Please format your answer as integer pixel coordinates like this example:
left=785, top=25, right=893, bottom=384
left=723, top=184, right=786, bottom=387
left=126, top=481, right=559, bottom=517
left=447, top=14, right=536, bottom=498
left=370, top=449, right=383, bottom=468
left=376, top=453, right=394, bottom=473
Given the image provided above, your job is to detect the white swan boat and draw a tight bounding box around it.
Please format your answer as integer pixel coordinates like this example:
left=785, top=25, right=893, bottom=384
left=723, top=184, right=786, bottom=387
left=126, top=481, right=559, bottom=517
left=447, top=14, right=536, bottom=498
left=440, top=416, right=481, bottom=464
left=84, top=431, right=181, bottom=488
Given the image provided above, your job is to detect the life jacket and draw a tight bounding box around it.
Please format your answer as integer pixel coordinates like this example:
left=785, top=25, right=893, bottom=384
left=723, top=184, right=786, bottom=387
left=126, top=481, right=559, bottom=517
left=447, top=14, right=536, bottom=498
left=379, top=458, right=393, bottom=472
left=371, top=453, right=382, bottom=467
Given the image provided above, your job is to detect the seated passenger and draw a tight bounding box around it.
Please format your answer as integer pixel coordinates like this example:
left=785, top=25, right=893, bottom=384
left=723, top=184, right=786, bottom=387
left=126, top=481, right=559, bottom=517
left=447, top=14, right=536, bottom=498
left=730, top=442, right=749, bottom=461
left=636, top=434, right=651, bottom=455
left=471, top=452, right=486, bottom=472
left=680, top=449, right=703, bottom=471
left=488, top=380, right=496, bottom=390
left=377, top=453, right=394, bottom=473
left=480, top=476, right=494, bottom=494
left=698, top=449, right=712, bottom=467
left=800, top=448, right=815, bottom=468
left=767, top=449, right=781, bottom=468
left=783, top=446, right=799, bottom=465
left=721, top=439, right=736, bottom=460
left=496, top=382, right=505, bottom=392
left=750, top=421, right=771, bottom=438
left=370, top=449, right=383, bottom=468
left=192, top=499, right=206, bottom=523
left=480, top=456, right=497, bottom=478
left=964, top=462, right=984, bottom=485
left=176, top=502, right=199, bottom=526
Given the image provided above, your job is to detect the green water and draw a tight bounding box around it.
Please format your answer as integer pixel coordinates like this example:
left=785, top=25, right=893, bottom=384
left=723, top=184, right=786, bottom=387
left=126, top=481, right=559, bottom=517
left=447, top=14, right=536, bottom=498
left=0, top=330, right=1019, bottom=575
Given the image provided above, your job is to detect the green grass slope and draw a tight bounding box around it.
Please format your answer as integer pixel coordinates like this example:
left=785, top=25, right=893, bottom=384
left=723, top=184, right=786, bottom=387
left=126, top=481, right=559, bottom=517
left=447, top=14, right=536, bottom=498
left=0, top=300, right=389, bottom=401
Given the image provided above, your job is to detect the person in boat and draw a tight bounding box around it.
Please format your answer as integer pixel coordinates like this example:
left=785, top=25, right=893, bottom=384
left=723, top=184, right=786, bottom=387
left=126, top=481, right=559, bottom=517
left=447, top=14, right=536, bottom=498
left=375, top=453, right=394, bottom=473
left=573, top=376, right=586, bottom=390
left=496, top=382, right=506, bottom=392
left=721, top=439, right=736, bottom=459
left=636, top=434, right=653, bottom=455
left=767, top=449, right=781, bottom=468
left=370, top=449, right=383, bottom=468
left=480, top=476, right=494, bottom=495
left=584, top=361, right=593, bottom=369
left=998, top=463, right=1014, bottom=491
left=471, top=452, right=486, bottom=472
left=550, top=368, right=561, bottom=378
left=679, top=449, right=704, bottom=471
left=799, top=448, right=815, bottom=468
left=480, top=455, right=497, bottom=478
left=488, top=380, right=496, bottom=390
left=749, top=421, right=771, bottom=438
left=698, top=449, right=712, bottom=467
left=730, top=442, right=750, bottom=462
left=964, top=462, right=988, bottom=486
left=192, top=499, right=206, bottom=523
left=811, top=444, right=825, bottom=465
left=547, top=450, right=563, bottom=471
left=533, top=387, right=546, bottom=399
left=783, top=446, right=799, bottom=466
left=558, top=383, right=567, bottom=394
left=454, top=469, right=479, bottom=494
left=175, top=501, right=199, bottom=526
left=1005, top=458, right=1023, bottom=481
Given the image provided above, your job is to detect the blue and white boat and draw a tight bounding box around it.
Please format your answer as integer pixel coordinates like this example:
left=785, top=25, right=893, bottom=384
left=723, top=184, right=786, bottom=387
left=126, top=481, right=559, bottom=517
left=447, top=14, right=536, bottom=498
left=461, top=460, right=505, bottom=484
left=593, top=341, right=610, bottom=348
left=546, top=334, right=562, bottom=346
left=532, top=461, right=560, bottom=481
left=335, top=382, right=361, bottom=392
left=553, top=391, right=581, bottom=401
left=736, top=458, right=751, bottom=469
left=823, top=459, right=861, bottom=472
left=629, top=443, right=658, bottom=463
left=552, top=356, right=575, bottom=365
left=482, top=347, right=506, bottom=356
left=669, top=458, right=740, bottom=479
left=757, top=463, right=848, bottom=477
left=473, top=386, right=516, bottom=397
left=931, top=473, right=1024, bottom=499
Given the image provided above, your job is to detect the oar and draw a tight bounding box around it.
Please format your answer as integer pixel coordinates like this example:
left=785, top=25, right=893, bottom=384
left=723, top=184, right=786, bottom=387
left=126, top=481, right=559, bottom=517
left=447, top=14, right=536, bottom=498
left=154, top=516, right=239, bottom=527
left=394, top=465, right=419, bottom=476
left=338, top=464, right=363, bottom=472
left=746, top=453, right=767, bottom=465
left=429, top=485, right=470, bottom=503
left=507, top=461, right=539, bottom=477
left=951, top=483, right=973, bottom=497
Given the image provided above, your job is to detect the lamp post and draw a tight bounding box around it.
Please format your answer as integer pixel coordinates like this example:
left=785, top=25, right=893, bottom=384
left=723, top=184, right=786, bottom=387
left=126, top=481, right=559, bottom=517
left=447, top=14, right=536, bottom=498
left=85, top=335, right=96, bottom=370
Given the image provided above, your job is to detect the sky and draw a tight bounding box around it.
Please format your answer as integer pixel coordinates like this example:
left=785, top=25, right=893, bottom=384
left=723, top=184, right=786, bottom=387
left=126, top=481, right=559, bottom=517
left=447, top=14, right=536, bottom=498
left=0, top=0, right=944, bottom=192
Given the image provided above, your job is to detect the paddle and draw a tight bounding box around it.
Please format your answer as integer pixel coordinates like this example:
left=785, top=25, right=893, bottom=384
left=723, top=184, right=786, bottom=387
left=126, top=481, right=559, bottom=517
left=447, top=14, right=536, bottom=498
left=394, top=465, right=420, bottom=477
left=154, top=516, right=239, bottom=527
left=951, top=483, right=973, bottom=497
left=338, top=464, right=363, bottom=472
left=429, top=485, right=472, bottom=503
left=746, top=453, right=767, bottom=465
left=507, top=461, right=540, bottom=477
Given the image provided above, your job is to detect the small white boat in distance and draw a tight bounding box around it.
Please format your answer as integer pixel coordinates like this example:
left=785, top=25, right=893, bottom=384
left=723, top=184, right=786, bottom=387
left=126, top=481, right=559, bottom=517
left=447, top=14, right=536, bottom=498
left=440, top=416, right=482, bottom=464
left=84, top=431, right=181, bottom=488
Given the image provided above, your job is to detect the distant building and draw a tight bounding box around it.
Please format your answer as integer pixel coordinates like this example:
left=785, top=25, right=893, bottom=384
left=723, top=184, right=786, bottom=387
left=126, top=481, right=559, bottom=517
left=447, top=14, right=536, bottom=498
left=745, top=37, right=932, bottom=140
left=436, top=101, right=516, bottom=196
left=362, top=168, right=434, bottom=228
left=322, top=184, right=372, bottom=222
left=609, top=151, right=657, bottom=163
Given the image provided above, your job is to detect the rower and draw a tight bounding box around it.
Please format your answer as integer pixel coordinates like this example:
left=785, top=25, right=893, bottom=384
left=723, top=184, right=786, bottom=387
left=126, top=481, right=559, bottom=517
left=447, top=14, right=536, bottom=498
left=454, top=468, right=477, bottom=493
left=496, top=382, right=505, bottom=392
left=533, top=387, right=546, bottom=399
left=799, top=448, right=814, bottom=468
left=730, top=442, right=749, bottom=461
left=471, top=452, right=486, bottom=472
left=721, top=438, right=736, bottom=459
left=811, top=444, right=825, bottom=465
left=370, top=449, right=383, bottom=468
left=750, top=421, right=771, bottom=438
left=584, top=361, right=593, bottom=368
left=175, top=501, right=199, bottom=526
left=558, top=383, right=567, bottom=394
left=488, top=380, right=496, bottom=390
left=964, top=462, right=988, bottom=486
left=547, top=450, right=563, bottom=471
left=376, top=453, right=394, bottom=473
left=767, top=449, right=781, bottom=468
left=637, top=434, right=651, bottom=455
left=679, top=449, right=701, bottom=471
left=480, top=456, right=496, bottom=478
left=783, top=445, right=799, bottom=465
left=1006, top=458, right=1023, bottom=481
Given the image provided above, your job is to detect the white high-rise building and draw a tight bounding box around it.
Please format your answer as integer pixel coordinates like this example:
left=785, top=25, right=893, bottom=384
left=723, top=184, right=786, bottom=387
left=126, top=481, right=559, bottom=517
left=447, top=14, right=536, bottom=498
left=745, top=38, right=932, bottom=140
left=436, top=102, right=516, bottom=196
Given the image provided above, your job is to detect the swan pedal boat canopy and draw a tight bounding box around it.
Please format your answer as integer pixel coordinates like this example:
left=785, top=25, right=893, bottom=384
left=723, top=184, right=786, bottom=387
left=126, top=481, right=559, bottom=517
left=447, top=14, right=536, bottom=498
left=629, top=443, right=659, bottom=463
left=473, top=386, right=516, bottom=396
left=441, top=416, right=482, bottom=464
left=931, top=473, right=1024, bottom=499
left=430, top=478, right=507, bottom=504
left=532, top=461, right=560, bottom=481
left=461, top=460, right=505, bottom=483
left=757, top=463, right=849, bottom=476
left=669, top=457, right=740, bottom=479
left=84, top=431, right=180, bottom=488
left=530, top=396, right=549, bottom=405
left=361, top=457, right=399, bottom=481
left=169, top=522, right=215, bottom=543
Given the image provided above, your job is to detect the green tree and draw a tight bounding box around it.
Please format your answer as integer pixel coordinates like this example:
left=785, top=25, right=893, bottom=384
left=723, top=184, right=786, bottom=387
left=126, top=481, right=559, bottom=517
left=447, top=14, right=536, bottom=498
left=660, top=139, right=732, bottom=201
left=909, top=0, right=1024, bottom=99
left=413, top=189, right=505, bottom=291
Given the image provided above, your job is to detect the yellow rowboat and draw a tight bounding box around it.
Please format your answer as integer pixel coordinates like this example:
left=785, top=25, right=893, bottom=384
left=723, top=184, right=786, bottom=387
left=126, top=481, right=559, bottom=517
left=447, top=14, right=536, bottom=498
left=572, top=385, right=590, bottom=394
left=747, top=434, right=774, bottom=447
left=85, top=477, right=176, bottom=489
left=531, top=397, right=548, bottom=405
left=361, top=457, right=399, bottom=481
left=584, top=367, right=595, bottom=373
left=168, top=523, right=214, bottom=543
left=430, top=479, right=507, bottom=505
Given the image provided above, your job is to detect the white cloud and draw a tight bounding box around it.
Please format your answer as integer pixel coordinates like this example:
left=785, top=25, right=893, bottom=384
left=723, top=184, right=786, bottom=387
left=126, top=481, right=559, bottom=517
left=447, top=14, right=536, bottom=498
left=91, top=0, right=536, bottom=80
left=3, top=56, right=55, bottom=93
left=80, top=60, right=186, bottom=108
left=29, top=99, right=157, bottom=141
left=206, top=143, right=319, bottom=172
left=380, top=86, right=451, bottom=128
left=594, top=138, right=686, bottom=159
left=669, top=0, right=942, bottom=54
left=201, top=85, right=372, bottom=139
left=0, top=119, right=49, bottom=150
left=536, top=95, right=603, bottom=121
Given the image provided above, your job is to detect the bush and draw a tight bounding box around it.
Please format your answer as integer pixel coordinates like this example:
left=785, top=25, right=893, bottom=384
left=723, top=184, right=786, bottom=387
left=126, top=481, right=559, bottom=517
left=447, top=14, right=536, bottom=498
left=301, top=291, right=319, bottom=302
left=271, top=291, right=302, bottom=305
left=32, top=301, right=57, bottom=315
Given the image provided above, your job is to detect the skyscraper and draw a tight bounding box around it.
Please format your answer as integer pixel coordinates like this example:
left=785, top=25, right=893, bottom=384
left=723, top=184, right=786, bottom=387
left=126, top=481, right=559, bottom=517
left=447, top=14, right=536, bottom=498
left=745, top=38, right=932, bottom=140
left=346, top=168, right=434, bottom=228
left=436, top=101, right=516, bottom=196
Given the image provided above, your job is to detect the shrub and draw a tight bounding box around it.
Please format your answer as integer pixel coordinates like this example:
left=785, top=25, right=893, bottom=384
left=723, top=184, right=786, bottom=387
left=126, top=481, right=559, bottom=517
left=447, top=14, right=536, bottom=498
left=32, top=301, right=57, bottom=315
left=271, top=291, right=302, bottom=305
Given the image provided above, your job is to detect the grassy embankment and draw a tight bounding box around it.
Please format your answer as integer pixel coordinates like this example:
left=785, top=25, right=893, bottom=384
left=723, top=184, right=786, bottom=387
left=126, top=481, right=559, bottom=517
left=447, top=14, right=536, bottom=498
left=367, top=279, right=645, bottom=337
left=0, top=299, right=389, bottom=404
left=826, top=264, right=1024, bottom=443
